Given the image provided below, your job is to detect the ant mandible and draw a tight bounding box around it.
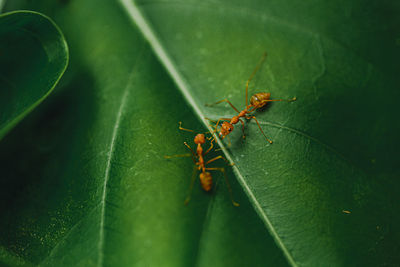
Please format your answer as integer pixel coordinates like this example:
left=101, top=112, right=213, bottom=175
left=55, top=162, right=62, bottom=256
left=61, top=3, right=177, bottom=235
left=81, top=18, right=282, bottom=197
left=164, top=122, right=239, bottom=206
left=206, top=52, right=296, bottom=144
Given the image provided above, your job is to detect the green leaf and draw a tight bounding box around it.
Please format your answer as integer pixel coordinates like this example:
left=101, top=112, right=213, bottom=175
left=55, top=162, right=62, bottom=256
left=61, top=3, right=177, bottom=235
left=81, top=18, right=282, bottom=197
left=121, top=0, right=400, bottom=266
left=2, top=0, right=400, bottom=266
left=0, top=10, right=68, bottom=140
left=1, top=1, right=287, bottom=267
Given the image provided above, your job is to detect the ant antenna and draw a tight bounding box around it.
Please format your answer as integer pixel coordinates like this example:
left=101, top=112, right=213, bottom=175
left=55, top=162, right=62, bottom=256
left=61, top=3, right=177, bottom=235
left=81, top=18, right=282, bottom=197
left=184, top=166, right=198, bottom=205
left=179, top=121, right=195, bottom=133
left=246, top=52, right=267, bottom=106
left=179, top=121, right=213, bottom=136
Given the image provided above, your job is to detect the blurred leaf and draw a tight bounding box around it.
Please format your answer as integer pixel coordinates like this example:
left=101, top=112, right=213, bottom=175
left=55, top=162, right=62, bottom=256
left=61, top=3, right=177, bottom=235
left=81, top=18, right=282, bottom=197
left=0, top=1, right=287, bottom=267
left=0, top=10, right=68, bottom=140
left=121, top=0, right=400, bottom=266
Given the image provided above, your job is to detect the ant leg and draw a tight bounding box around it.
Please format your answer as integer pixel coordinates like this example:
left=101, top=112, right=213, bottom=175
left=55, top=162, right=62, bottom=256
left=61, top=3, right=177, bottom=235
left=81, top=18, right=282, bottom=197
left=179, top=121, right=214, bottom=136
left=246, top=52, right=267, bottom=106
left=164, top=153, right=192, bottom=159
left=260, top=97, right=297, bottom=104
left=226, top=135, right=232, bottom=147
left=205, top=118, right=218, bottom=133
left=205, top=118, right=220, bottom=135
left=205, top=99, right=240, bottom=113
left=164, top=153, right=196, bottom=164
left=204, top=140, right=214, bottom=155
left=246, top=116, right=273, bottom=144
left=239, top=119, right=246, bottom=139
left=184, top=166, right=198, bottom=205
left=206, top=118, right=231, bottom=135
left=206, top=135, right=216, bottom=142
left=184, top=142, right=196, bottom=155
left=206, top=167, right=239, bottom=207
left=178, top=121, right=195, bottom=133
left=205, top=118, right=217, bottom=124
left=205, top=155, right=234, bottom=166
left=183, top=142, right=197, bottom=163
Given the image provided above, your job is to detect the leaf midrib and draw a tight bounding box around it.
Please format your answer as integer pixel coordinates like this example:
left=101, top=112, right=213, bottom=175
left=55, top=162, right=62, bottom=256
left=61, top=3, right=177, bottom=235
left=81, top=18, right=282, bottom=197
left=97, top=80, right=129, bottom=267
left=36, top=46, right=145, bottom=267
left=118, top=1, right=298, bottom=266
left=97, top=45, right=146, bottom=267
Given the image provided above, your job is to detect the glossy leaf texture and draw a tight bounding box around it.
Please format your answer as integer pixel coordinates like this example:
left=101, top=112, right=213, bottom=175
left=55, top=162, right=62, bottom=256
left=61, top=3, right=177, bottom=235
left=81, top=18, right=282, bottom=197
left=125, top=0, right=400, bottom=266
left=1, top=1, right=287, bottom=267
left=0, top=10, right=68, bottom=140
left=2, top=0, right=400, bottom=266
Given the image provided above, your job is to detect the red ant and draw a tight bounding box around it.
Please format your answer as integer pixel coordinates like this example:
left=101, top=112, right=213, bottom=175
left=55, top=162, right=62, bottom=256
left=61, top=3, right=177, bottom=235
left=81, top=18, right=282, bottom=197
left=206, top=52, right=296, bottom=143
left=164, top=122, right=239, bottom=206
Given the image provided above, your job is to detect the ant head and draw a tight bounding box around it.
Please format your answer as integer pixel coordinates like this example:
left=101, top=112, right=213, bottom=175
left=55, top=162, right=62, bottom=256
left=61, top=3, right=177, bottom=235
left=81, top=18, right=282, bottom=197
left=200, top=172, right=212, bottom=191
left=194, top=133, right=206, bottom=144
left=219, top=122, right=233, bottom=138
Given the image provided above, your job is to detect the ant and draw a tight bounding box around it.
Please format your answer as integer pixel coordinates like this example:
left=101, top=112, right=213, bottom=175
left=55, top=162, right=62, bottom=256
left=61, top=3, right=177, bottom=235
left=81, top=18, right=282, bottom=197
left=164, top=122, right=239, bottom=206
left=205, top=52, right=296, bottom=144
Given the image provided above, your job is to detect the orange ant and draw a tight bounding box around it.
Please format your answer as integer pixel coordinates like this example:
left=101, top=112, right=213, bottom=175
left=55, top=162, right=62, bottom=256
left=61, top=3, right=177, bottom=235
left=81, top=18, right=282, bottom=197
left=164, top=122, right=239, bottom=206
left=205, top=52, right=296, bottom=143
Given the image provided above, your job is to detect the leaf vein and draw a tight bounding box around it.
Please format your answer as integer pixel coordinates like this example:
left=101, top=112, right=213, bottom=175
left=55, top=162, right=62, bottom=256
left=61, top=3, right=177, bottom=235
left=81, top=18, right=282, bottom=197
left=119, top=1, right=298, bottom=266
left=97, top=46, right=145, bottom=267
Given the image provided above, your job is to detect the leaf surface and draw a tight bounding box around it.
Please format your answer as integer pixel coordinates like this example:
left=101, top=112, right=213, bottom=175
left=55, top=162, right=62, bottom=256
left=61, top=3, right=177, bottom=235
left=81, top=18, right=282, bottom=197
left=121, top=0, right=400, bottom=266
left=1, top=1, right=287, bottom=267
left=2, top=0, right=400, bottom=266
left=0, top=10, right=68, bottom=140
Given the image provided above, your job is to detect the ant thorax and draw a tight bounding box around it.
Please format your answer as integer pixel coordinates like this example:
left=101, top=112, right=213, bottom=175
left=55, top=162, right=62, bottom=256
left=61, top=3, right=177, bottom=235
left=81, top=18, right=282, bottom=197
left=250, top=92, right=271, bottom=108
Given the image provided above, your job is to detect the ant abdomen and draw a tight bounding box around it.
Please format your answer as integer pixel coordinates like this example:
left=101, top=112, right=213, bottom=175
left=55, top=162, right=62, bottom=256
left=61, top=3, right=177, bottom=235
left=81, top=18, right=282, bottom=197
left=250, top=92, right=271, bottom=108
left=200, top=172, right=212, bottom=191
